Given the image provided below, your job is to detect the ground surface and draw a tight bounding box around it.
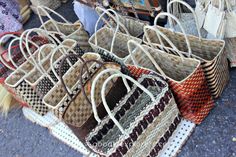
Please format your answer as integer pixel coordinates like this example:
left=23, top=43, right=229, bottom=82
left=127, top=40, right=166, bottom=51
left=0, top=1, right=235, bottom=157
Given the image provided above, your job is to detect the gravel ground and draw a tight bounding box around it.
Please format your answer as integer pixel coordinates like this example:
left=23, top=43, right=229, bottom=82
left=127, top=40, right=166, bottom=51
left=0, top=1, right=235, bottom=157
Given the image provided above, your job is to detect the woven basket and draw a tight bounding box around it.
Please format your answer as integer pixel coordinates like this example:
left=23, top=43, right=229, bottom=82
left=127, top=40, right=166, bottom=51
left=143, top=12, right=229, bottom=99
left=89, top=8, right=142, bottom=62
left=85, top=67, right=180, bottom=156
left=30, top=0, right=61, bottom=16
left=125, top=40, right=214, bottom=124
left=43, top=53, right=102, bottom=117
left=24, top=40, right=79, bottom=98
left=96, top=7, right=149, bottom=38
left=37, top=6, right=92, bottom=52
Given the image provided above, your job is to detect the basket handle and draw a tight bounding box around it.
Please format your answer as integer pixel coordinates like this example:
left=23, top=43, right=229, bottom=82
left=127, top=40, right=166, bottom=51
left=0, top=33, right=22, bottom=71
left=167, top=0, right=202, bottom=39
left=94, top=7, right=131, bottom=54
left=144, top=25, right=185, bottom=61
left=48, top=44, right=78, bottom=85
left=59, top=53, right=85, bottom=96
left=127, top=40, right=167, bottom=77
left=81, top=61, right=131, bottom=123
left=154, top=12, right=192, bottom=57
left=37, top=6, right=71, bottom=34
left=98, top=71, right=155, bottom=135
left=7, top=37, right=37, bottom=74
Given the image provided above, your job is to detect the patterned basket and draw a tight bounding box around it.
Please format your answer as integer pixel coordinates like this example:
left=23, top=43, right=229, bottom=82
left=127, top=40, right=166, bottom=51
left=43, top=53, right=102, bottom=118
left=125, top=40, right=214, bottom=124
left=85, top=66, right=180, bottom=156
left=24, top=40, right=79, bottom=98
left=143, top=12, right=229, bottom=99
left=89, top=8, right=142, bottom=62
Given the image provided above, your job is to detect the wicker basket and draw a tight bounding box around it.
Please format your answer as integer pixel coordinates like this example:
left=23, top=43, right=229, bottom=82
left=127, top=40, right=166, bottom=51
left=143, top=12, right=229, bottom=99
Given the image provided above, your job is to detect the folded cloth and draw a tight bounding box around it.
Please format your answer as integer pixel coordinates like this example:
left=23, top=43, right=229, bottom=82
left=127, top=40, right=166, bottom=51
left=73, top=0, right=103, bottom=36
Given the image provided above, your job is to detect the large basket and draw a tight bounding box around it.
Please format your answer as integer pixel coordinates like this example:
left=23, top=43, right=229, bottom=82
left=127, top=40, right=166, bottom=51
left=143, top=12, right=229, bottom=99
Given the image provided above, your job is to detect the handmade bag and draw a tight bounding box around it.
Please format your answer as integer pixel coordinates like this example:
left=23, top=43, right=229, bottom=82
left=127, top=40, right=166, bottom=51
left=24, top=40, right=79, bottom=98
left=165, top=0, right=208, bottom=38
left=203, top=0, right=226, bottom=38
left=125, top=39, right=214, bottom=124
left=96, top=7, right=149, bottom=38
left=89, top=8, right=142, bottom=62
left=37, top=6, right=92, bottom=52
left=85, top=68, right=180, bottom=156
left=43, top=53, right=102, bottom=118
left=44, top=57, right=130, bottom=145
left=144, top=12, right=229, bottom=99
left=3, top=28, right=61, bottom=114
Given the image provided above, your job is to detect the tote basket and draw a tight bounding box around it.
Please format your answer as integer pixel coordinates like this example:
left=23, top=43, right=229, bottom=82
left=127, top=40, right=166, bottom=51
left=96, top=7, right=149, bottom=38
left=37, top=6, right=92, bottom=52
left=24, top=39, right=79, bottom=98
left=3, top=28, right=62, bottom=115
left=89, top=8, right=142, bottom=62
left=85, top=67, right=180, bottom=157
left=143, top=12, right=229, bottom=99
left=125, top=39, right=214, bottom=124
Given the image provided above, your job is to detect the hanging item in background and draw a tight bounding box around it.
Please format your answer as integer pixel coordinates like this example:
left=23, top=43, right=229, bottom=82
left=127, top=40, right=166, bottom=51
left=111, top=0, right=161, bottom=17
left=203, top=0, right=226, bottom=38
left=166, top=0, right=208, bottom=37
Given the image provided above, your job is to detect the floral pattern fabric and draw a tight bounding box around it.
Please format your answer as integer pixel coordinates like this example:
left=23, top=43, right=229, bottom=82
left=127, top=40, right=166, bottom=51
left=0, top=0, right=22, bottom=34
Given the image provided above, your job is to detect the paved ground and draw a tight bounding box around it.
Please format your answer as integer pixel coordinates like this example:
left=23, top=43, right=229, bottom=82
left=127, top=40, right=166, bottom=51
left=0, top=1, right=235, bottom=157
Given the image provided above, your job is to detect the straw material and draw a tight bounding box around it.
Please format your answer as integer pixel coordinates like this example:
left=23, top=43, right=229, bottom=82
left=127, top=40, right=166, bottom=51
left=43, top=53, right=102, bottom=118
left=40, top=21, right=92, bottom=52
left=86, top=71, right=180, bottom=156
left=89, top=27, right=142, bottom=61
left=125, top=45, right=214, bottom=124
left=108, top=14, right=149, bottom=38
left=30, top=0, right=61, bottom=15
left=144, top=26, right=229, bottom=99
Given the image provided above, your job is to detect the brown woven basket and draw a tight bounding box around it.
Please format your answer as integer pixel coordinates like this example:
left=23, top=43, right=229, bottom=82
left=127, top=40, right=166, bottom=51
left=143, top=12, right=229, bottom=99
left=125, top=40, right=214, bottom=124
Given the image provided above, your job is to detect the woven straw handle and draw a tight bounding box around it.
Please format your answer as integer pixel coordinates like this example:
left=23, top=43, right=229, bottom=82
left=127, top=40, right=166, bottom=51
left=48, top=44, right=78, bottom=85
left=59, top=53, right=85, bottom=96
left=95, top=7, right=131, bottom=54
left=20, top=28, right=64, bottom=75
left=0, top=33, right=23, bottom=71
left=144, top=25, right=185, bottom=61
left=7, top=37, right=37, bottom=74
left=98, top=71, right=156, bottom=135
left=127, top=40, right=167, bottom=77
left=37, top=6, right=71, bottom=34
left=153, top=12, right=192, bottom=56
left=88, top=64, right=131, bottom=123
left=167, top=0, right=202, bottom=39
left=39, top=38, right=77, bottom=73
